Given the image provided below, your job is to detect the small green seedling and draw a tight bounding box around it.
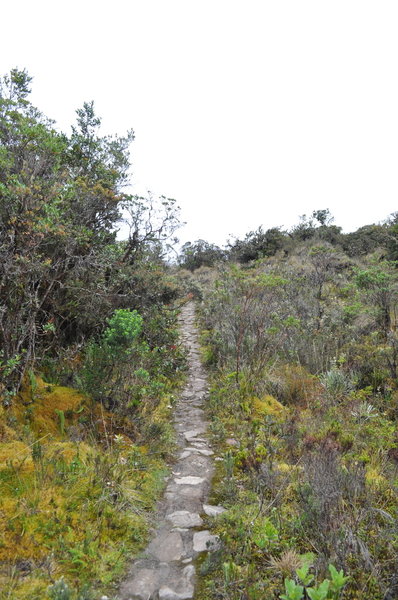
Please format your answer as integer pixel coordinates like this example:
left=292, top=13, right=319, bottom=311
left=253, top=518, right=279, bottom=549
left=306, top=579, right=329, bottom=600
left=296, top=564, right=314, bottom=586
left=279, top=578, right=304, bottom=600
left=328, top=564, right=350, bottom=594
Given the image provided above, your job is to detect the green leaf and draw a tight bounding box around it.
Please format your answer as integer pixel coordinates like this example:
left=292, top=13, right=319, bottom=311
left=279, top=578, right=304, bottom=600
left=306, top=579, right=329, bottom=600
left=299, top=552, right=316, bottom=568
left=296, top=564, right=314, bottom=586
left=328, top=564, right=350, bottom=591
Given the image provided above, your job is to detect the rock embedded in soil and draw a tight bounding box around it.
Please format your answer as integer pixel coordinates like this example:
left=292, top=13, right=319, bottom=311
left=118, top=566, right=162, bottom=600
left=193, top=530, right=221, bottom=553
left=183, top=429, right=206, bottom=442
left=148, top=530, right=184, bottom=562
left=225, top=438, right=239, bottom=446
left=166, top=511, right=203, bottom=528
left=179, top=450, right=192, bottom=460
left=158, top=566, right=195, bottom=600
left=195, top=448, right=214, bottom=456
left=203, top=504, right=227, bottom=517
left=174, top=476, right=205, bottom=485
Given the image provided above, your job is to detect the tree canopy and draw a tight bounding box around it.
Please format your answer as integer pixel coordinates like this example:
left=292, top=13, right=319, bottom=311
left=0, top=68, right=181, bottom=393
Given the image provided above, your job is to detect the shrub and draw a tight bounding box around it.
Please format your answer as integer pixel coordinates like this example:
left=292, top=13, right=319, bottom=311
left=320, top=368, right=354, bottom=403
left=103, top=309, right=143, bottom=349
left=48, top=579, right=72, bottom=600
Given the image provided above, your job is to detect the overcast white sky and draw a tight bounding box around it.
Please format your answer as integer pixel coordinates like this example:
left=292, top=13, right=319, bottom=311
left=1, top=1, right=397, bottom=245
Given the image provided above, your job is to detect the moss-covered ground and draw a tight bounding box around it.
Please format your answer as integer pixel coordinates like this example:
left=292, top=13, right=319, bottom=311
left=0, top=373, right=182, bottom=599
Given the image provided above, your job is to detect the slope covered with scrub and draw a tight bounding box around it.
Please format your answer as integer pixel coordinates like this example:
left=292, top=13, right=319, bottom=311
left=178, top=219, right=398, bottom=600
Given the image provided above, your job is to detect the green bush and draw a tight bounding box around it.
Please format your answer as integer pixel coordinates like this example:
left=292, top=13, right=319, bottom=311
left=103, top=309, right=143, bottom=349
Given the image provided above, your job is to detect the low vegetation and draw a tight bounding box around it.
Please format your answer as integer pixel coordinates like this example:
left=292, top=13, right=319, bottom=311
left=0, top=305, right=186, bottom=599
left=189, top=238, right=398, bottom=599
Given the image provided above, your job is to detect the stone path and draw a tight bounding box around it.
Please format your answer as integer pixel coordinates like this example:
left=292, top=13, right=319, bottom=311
left=118, top=302, right=225, bottom=600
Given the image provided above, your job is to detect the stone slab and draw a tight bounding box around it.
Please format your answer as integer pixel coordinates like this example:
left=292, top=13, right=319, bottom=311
left=179, top=450, right=193, bottom=460
left=147, top=531, right=184, bottom=562
left=183, top=429, right=206, bottom=441
left=193, top=530, right=221, bottom=553
left=203, top=504, right=227, bottom=517
left=158, top=565, right=195, bottom=600
left=166, top=511, right=203, bottom=528
left=193, top=448, right=214, bottom=456
left=174, top=476, right=205, bottom=486
left=119, top=568, right=159, bottom=600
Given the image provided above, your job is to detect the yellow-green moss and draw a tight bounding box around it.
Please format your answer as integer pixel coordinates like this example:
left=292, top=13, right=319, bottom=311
left=365, top=466, right=386, bottom=489
left=0, top=423, right=18, bottom=442
left=15, top=377, right=87, bottom=437
left=252, top=394, right=285, bottom=419
left=0, top=577, right=47, bottom=600
left=0, top=371, right=178, bottom=599
left=0, top=441, right=33, bottom=472
left=43, top=441, right=94, bottom=464
left=0, top=405, right=18, bottom=442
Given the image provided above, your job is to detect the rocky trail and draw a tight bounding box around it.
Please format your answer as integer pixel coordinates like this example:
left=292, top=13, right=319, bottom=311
left=118, top=302, right=224, bottom=600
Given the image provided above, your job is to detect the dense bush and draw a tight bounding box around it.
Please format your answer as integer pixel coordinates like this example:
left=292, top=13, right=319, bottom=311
left=0, top=69, right=181, bottom=395
left=178, top=239, right=227, bottom=271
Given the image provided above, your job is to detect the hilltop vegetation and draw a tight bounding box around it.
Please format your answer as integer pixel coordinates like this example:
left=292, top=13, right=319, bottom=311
left=178, top=208, right=398, bottom=272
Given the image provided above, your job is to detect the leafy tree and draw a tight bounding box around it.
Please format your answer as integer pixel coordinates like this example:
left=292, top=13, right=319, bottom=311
left=0, top=69, right=181, bottom=393
left=178, top=239, right=226, bottom=271
left=289, top=214, right=316, bottom=241
left=229, top=226, right=286, bottom=263
left=385, top=214, right=398, bottom=262
left=341, top=224, right=389, bottom=257
left=312, top=208, right=333, bottom=226
left=289, top=210, right=342, bottom=247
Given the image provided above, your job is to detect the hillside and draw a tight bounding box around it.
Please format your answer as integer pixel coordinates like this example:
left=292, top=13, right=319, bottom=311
left=1, top=68, right=398, bottom=599
left=180, top=235, right=398, bottom=600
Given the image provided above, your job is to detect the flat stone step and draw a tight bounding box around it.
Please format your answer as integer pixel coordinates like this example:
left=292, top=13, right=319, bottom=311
left=179, top=447, right=213, bottom=458
left=179, top=450, right=193, bottom=460
left=158, top=565, right=195, bottom=599
left=147, top=531, right=184, bottom=561
left=119, top=563, right=170, bottom=600
left=166, top=511, right=203, bottom=528
left=183, top=429, right=206, bottom=441
left=174, top=476, right=205, bottom=486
